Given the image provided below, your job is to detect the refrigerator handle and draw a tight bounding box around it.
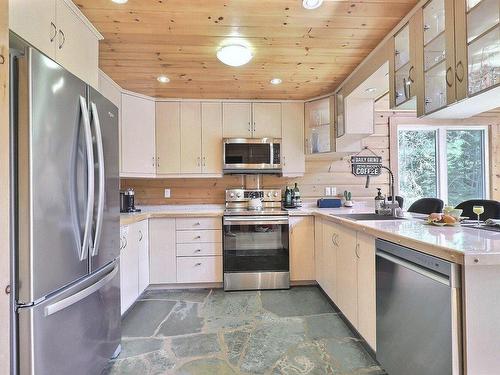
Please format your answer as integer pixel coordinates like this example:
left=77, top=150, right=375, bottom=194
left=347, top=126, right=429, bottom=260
left=90, top=102, right=105, bottom=257
left=80, top=96, right=94, bottom=261
left=44, top=263, right=118, bottom=316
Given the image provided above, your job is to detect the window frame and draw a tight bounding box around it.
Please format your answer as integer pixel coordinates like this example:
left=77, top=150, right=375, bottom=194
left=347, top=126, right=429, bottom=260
left=395, top=124, right=490, bottom=205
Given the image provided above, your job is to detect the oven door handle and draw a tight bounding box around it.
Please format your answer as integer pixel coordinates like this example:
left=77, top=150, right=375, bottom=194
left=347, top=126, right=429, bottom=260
left=224, top=216, right=289, bottom=225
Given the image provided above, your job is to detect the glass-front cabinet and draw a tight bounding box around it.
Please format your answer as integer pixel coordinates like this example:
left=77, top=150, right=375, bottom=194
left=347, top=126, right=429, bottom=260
left=390, top=0, right=499, bottom=117
left=466, top=0, right=499, bottom=96
left=305, top=97, right=331, bottom=154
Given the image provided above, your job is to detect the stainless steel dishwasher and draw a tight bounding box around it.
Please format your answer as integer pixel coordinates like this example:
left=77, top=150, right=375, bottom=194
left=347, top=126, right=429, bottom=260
left=376, top=239, right=462, bottom=375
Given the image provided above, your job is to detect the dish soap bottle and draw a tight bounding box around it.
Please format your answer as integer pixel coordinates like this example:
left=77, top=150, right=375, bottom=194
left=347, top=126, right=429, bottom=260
left=285, top=186, right=293, bottom=207
left=375, top=188, right=384, bottom=214
left=293, top=183, right=302, bottom=207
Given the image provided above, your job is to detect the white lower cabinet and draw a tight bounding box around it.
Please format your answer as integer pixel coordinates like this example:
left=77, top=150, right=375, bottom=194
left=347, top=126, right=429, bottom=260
left=290, top=216, right=315, bottom=281
left=149, top=218, right=177, bottom=284
left=177, top=256, right=222, bottom=283
left=136, top=220, right=149, bottom=294
left=318, top=220, right=377, bottom=350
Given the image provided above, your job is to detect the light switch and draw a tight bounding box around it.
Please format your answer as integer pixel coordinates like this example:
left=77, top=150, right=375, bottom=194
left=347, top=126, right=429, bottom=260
left=330, top=187, right=337, bottom=196
left=325, top=187, right=331, bottom=196
left=164, top=189, right=171, bottom=198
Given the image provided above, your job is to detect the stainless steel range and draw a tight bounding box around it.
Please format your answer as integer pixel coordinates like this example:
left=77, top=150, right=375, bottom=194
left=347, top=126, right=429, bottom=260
left=223, top=188, right=290, bottom=291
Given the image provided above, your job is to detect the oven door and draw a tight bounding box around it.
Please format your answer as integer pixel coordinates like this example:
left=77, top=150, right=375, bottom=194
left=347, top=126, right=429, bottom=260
left=223, top=139, right=281, bottom=173
left=223, top=216, right=289, bottom=290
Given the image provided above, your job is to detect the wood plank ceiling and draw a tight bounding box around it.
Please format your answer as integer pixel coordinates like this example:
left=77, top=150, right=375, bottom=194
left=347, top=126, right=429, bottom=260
left=76, top=0, right=418, bottom=99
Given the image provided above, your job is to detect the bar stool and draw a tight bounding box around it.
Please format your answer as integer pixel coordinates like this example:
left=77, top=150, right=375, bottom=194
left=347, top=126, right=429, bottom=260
left=407, top=198, right=444, bottom=215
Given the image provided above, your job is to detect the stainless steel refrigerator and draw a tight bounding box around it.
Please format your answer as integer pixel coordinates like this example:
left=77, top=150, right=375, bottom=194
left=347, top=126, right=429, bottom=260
left=10, top=35, right=121, bottom=375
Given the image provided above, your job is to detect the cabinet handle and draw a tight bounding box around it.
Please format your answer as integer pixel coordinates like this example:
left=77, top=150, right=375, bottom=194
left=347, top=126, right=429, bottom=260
left=194, top=222, right=201, bottom=226
left=138, top=230, right=143, bottom=242
left=394, top=49, right=400, bottom=56
left=355, top=243, right=360, bottom=259
left=408, top=66, right=414, bottom=83
left=0, top=55, right=4, bottom=65
left=253, top=121, right=256, bottom=132
left=50, top=22, right=57, bottom=42
left=58, top=30, right=65, bottom=49
left=402, top=77, right=409, bottom=100
left=119, top=236, right=123, bottom=250
left=123, top=236, right=127, bottom=249
left=152, top=156, right=156, bottom=167
left=195, top=235, right=201, bottom=239
left=202, top=156, right=206, bottom=167
left=445, top=66, right=453, bottom=87
left=248, top=122, right=251, bottom=132
left=194, top=262, right=202, bottom=267
left=423, top=24, right=430, bottom=31
left=157, top=156, right=160, bottom=167
left=194, top=249, right=201, bottom=253
left=197, top=157, right=201, bottom=167
left=283, top=156, right=286, bottom=167
left=455, top=61, right=464, bottom=83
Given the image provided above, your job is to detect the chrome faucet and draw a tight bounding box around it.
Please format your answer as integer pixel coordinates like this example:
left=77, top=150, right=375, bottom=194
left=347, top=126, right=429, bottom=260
left=365, top=166, right=399, bottom=216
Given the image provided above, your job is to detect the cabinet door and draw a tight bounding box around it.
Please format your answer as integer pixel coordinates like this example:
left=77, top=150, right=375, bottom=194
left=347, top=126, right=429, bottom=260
left=289, top=216, right=315, bottom=281
left=322, top=221, right=338, bottom=302
left=120, top=225, right=138, bottom=315
left=149, top=219, right=176, bottom=284
left=201, top=102, right=223, bottom=174
left=136, top=220, right=149, bottom=294
left=55, top=0, right=98, bottom=87
left=156, top=102, right=180, bottom=174
left=356, top=232, right=376, bottom=350
left=252, top=103, right=282, bottom=138
left=9, top=0, right=56, bottom=59
left=180, top=102, right=202, bottom=173
left=121, top=94, right=156, bottom=176
left=282, top=102, right=305, bottom=176
left=336, top=224, right=358, bottom=327
left=314, top=218, right=326, bottom=288
left=222, top=102, right=252, bottom=138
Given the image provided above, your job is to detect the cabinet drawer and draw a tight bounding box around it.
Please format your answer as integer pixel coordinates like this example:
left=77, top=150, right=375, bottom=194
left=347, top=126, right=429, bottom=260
left=176, top=230, right=222, bottom=244
left=177, top=242, right=222, bottom=257
left=176, top=256, right=222, bottom=283
left=176, top=217, right=221, bottom=230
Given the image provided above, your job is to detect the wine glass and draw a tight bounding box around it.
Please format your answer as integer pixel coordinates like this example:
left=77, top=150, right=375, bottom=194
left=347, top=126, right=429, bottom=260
left=473, top=205, right=484, bottom=227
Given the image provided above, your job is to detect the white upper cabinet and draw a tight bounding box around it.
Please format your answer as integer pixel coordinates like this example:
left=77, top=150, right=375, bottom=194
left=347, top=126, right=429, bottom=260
left=54, top=0, right=99, bottom=87
left=156, top=102, right=181, bottom=175
left=120, top=93, right=156, bottom=177
left=9, top=0, right=101, bottom=87
left=201, top=102, right=223, bottom=175
left=180, top=102, right=202, bottom=174
left=9, top=0, right=56, bottom=58
left=281, top=102, right=305, bottom=176
left=252, top=103, right=282, bottom=138
left=305, top=98, right=331, bottom=154
left=223, top=102, right=252, bottom=138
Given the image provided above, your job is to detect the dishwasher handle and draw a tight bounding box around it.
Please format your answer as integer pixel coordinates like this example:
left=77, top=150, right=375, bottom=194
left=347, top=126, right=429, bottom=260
left=377, top=250, right=451, bottom=287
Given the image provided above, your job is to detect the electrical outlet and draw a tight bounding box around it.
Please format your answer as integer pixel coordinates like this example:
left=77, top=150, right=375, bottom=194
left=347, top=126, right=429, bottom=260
left=325, top=187, right=331, bottom=196
left=164, top=189, right=171, bottom=198
left=330, top=187, right=337, bottom=196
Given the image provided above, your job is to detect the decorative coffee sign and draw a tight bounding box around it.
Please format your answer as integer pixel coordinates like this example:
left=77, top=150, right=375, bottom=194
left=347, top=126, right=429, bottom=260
left=351, top=155, right=382, bottom=176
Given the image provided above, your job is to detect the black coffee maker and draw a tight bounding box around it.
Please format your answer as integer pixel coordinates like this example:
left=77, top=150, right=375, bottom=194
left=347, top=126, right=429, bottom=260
left=120, top=188, right=141, bottom=213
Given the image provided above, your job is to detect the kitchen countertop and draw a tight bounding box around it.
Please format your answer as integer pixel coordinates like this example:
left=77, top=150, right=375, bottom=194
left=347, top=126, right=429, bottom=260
left=121, top=202, right=500, bottom=264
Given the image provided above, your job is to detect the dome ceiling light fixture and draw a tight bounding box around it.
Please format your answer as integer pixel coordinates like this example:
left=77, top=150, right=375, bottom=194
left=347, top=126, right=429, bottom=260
left=216, top=44, right=253, bottom=67
left=270, top=78, right=283, bottom=85
left=111, top=0, right=128, bottom=4
left=302, top=0, right=324, bottom=10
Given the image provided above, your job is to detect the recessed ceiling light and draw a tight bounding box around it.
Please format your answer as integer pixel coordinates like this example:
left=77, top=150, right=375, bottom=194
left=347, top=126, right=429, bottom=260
left=270, top=78, right=282, bottom=85
left=216, top=44, right=253, bottom=67
left=302, top=0, right=324, bottom=9
left=365, top=87, right=377, bottom=93
left=157, top=75, right=170, bottom=83
left=112, top=0, right=128, bottom=4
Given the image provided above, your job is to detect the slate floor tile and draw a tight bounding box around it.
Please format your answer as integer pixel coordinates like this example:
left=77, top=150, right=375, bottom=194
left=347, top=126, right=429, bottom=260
left=140, top=289, right=211, bottom=303
left=122, top=300, right=177, bottom=338
left=118, top=338, right=165, bottom=359
left=324, top=338, right=379, bottom=372
left=305, top=314, right=355, bottom=340
left=171, top=333, right=221, bottom=358
left=260, top=287, right=335, bottom=317
left=176, top=358, right=237, bottom=375
left=156, top=301, right=204, bottom=337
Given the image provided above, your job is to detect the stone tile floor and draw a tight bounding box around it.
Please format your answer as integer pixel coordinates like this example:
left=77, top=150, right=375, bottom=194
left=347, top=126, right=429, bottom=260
left=103, top=287, right=384, bottom=375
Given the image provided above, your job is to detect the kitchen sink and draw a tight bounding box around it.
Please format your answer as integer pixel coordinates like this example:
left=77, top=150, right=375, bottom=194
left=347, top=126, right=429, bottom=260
left=333, top=213, right=406, bottom=221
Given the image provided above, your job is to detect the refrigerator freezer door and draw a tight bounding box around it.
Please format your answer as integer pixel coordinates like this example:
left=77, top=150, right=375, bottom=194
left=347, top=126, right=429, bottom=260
left=88, top=87, right=120, bottom=272
left=17, top=261, right=121, bottom=375
left=16, top=47, right=92, bottom=304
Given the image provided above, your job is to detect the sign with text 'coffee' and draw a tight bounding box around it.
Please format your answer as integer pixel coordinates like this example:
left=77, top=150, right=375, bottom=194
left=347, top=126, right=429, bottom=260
left=351, top=155, right=382, bottom=176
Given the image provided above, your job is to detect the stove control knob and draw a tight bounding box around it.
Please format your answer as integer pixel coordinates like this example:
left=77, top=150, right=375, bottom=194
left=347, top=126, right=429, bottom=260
left=229, top=192, right=235, bottom=198
left=236, top=193, right=242, bottom=198
left=273, top=192, right=279, bottom=197
left=267, top=192, right=272, bottom=197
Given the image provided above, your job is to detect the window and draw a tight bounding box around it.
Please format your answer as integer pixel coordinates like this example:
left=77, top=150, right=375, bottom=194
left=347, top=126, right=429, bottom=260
left=397, top=126, right=488, bottom=207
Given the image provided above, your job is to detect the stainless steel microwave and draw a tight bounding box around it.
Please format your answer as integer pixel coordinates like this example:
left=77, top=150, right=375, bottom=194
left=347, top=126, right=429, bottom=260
left=223, top=138, right=281, bottom=174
